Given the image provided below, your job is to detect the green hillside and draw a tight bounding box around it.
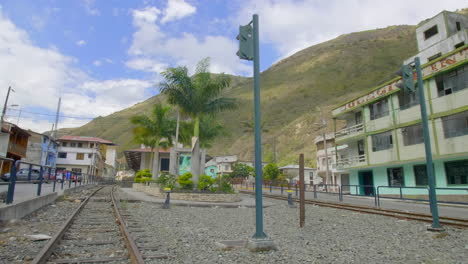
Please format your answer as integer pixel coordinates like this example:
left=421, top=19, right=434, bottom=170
left=59, top=24, right=418, bottom=167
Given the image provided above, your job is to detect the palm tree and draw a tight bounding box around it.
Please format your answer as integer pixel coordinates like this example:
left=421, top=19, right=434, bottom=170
left=179, top=115, right=225, bottom=149
left=160, top=58, right=237, bottom=183
left=131, top=104, right=175, bottom=178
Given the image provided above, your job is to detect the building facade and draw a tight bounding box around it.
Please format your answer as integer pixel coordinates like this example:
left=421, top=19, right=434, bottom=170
left=0, top=122, right=31, bottom=175
left=314, top=133, right=349, bottom=189
left=279, top=165, right=318, bottom=185
left=332, top=11, right=467, bottom=198
left=23, top=131, right=58, bottom=168
left=56, top=136, right=115, bottom=177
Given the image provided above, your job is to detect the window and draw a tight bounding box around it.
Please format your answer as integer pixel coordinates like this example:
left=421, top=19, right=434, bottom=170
left=442, top=111, right=468, bottom=138
left=90, top=143, right=94, bottom=148
left=427, top=53, right=442, bottom=62
left=88, top=153, right=93, bottom=159
left=436, top=64, right=467, bottom=97
left=160, top=158, right=170, bottom=171
left=62, top=142, right=67, bottom=147
left=398, top=88, right=419, bottom=110
left=78, top=143, right=83, bottom=148
left=414, top=165, right=428, bottom=186
left=70, top=142, right=76, bottom=147
left=387, top=167, right=404, bottom=186
left=309, top=171, right=314, bottom=178
left=225, top=165, right=230, bottom=171
left=58, top=152, right=67, bottom=158
left=369, top=99, right=389, bottom=120
left=423, top=25, right=438, bottom=40
left=210, top=169, right=214, bottom=173
left=355, top=111, right=362, bottom=124
left=402, top=123, right=424, bottom=146
left=371, top=131, right=393, bottom=152
left=445, top=160, right=468, bottom=185
left=456, top=21, right=461, bottom=31
left=56, top=167, right=66, bottom=171
left=76, top=153, right=84, bottom=160
left=455, top=41, right=465, bottom=49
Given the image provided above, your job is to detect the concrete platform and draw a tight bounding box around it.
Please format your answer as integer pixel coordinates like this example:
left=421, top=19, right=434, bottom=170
left=0, top=184, right=95, bottom=222
left=119, top=188, right=273, bottom=208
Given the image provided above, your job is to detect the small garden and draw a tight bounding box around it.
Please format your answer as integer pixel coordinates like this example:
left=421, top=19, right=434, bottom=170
left=134, top=169, right=235, bottom=194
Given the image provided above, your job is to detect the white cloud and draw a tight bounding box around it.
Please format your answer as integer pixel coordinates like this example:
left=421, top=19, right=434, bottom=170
left=126, top=58, right=167, bottom=73
left=161, top=0, right=196, bottom=23
left=93, top=60, right=102, bottom=66
left=235, top=0, right=465, bottom=58
left=83, top=0, right=100, bottom=16
left=127, top=6, right=249, bottom=75
left=0, top=10, right=153, bottom=131
left=76, top=40, right=87, bottom=46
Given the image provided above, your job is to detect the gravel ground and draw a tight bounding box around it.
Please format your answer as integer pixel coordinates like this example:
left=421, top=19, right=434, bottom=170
left=0, top=186, right=98, bottom=264
left=119, top=190, right=468, bottom=264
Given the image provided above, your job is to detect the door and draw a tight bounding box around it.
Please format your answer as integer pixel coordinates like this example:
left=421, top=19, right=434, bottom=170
left=357, top=140, right=365, bottom=162
left=358, top=170, right=374, bottom=196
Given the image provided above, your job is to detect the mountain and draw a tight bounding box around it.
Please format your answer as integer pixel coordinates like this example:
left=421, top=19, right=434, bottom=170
left=58, top=24, right=418, bottom=167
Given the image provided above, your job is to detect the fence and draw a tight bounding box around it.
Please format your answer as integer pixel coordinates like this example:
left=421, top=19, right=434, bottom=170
left=1, top=159, right=97, bottom=204
left=236, top=179, right=468, bottom=207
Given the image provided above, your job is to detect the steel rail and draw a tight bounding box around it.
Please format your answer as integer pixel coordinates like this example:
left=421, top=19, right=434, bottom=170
left=240, top=191, right=468, bottom=229
left=110, top=186, right=145, bottom=264
left=32, top=186, right=105, bottom=264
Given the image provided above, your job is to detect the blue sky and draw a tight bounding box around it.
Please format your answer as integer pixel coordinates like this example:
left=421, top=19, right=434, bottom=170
left=0, top=0, right=464, bottom=132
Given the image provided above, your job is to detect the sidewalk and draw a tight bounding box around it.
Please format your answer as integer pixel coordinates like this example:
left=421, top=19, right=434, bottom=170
left=119, top=187, right=273, bottom=208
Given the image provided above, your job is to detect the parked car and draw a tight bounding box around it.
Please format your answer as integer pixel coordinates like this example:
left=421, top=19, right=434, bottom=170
left=1, top=168, right=41, bottom=182
left=70, top=174, right=83, bottom=182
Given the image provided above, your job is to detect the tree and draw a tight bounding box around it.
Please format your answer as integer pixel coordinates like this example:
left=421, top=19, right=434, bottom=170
left=263, top=163, right=280, bottom=181
left=178, top=115, right=225, bottom=148
left=160, top=58, right=237, bottom=184
left=131, top=104, right=175, bottom=178
left=230, top=163, right=253, bottom=178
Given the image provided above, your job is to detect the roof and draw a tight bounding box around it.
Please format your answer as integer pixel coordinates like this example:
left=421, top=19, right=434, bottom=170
left=58, top=135, right=114, bottom=145
left=214, top=155, right=237, bottom=163
left=125, top=147, right=171, bottom=153
left=1, top=122, right=31, bottom=137
left=279, top=165, right=315, bottom=170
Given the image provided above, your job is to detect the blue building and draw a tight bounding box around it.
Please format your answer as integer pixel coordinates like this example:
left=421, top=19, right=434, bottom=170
left=24, top=130, right=58, bottom=168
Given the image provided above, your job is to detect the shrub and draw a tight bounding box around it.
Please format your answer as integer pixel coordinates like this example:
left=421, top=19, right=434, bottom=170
left=210, top=175, right=235, bottom=193
left=156, top=173, right=177, bottom=190
left=178, top=172, right=194, bottom=190
left=135, top=177, right=154, bottom=183
left=198, top=174, right=215, bottom=191
left=263, top=163, right=280, bottom=180
left=229, top=163, right=253, bottom=178
left=134, top=169, right=152, bottom=182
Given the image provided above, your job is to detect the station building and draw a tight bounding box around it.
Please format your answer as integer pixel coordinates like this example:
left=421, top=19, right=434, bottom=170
left=332, top=11, right=468, bottom=199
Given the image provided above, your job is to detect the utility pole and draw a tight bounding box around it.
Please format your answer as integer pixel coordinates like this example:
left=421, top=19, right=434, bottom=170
left=1, top=86, right=13, bottom=126
left=273, top=136, right=277, bottom=163
left=317, top=107, right=330, bottom=185
left=52, top=98, right=61, bottom=140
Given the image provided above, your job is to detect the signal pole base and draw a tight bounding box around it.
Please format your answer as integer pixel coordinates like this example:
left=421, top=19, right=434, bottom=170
left=427, top=226, right=445, bottom=232
left=247, top=238, right=277, bottom=252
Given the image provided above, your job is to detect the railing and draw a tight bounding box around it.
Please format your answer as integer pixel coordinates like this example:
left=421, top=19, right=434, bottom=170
left=236, top=179, right=468, bottom=207
left=1, top=159, right=97, bottom=204
left=335, top=123, right=364, bottom=138
left=336, top=154, right=366, bottom=169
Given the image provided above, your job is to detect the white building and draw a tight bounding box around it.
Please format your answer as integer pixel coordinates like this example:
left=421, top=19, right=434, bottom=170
left=314, top=133, right=349, bottom=189
left=279, top=165, right=318, bottom=185
left=56, top=136, right=116, bottom=178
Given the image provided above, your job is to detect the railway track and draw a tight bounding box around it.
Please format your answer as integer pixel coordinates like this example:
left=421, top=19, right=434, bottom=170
left=32, top=186, right=145, bottom=264
left=240, top=191, right=468, bottom=229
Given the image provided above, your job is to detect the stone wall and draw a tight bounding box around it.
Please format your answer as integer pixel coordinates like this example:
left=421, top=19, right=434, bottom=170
left=132, top=183, right=240, bottom=202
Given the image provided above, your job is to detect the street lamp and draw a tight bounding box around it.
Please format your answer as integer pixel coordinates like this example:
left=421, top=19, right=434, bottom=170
left=10, top=104, right=21, bottom=125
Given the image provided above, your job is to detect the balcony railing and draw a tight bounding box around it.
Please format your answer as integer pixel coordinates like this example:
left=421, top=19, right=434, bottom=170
left=335, top=123, right=364, bottom=138
left=336, top=154, right=366, bottom=169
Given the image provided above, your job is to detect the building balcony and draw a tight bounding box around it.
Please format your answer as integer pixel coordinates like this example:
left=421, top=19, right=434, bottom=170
left=335, top=123, right=364, bottom=141
left=8, top=142, right=27, bottom=157
left=336, top=154, right=366, bottom=169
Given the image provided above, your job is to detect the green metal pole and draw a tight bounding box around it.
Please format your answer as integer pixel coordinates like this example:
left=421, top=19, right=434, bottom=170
left=252, top=14, right=267, bottom=239
left=415, top=57, right=441, bottom=229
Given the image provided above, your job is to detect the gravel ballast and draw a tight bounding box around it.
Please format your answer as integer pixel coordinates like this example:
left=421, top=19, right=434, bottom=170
left=0, top=187, right=99, bottom=263
left=119, top=191, right=468, bottom=264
